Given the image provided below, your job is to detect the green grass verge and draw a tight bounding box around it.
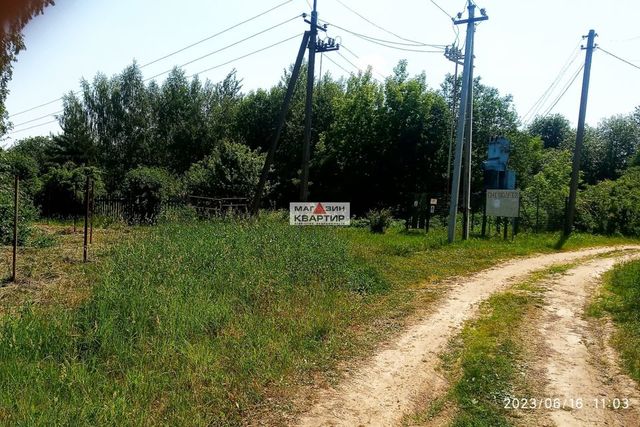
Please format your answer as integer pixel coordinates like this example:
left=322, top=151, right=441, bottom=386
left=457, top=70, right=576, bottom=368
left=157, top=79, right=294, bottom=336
left=589, top=259, right=640, bottom=382
left=0, top=217, right=635, bottom=425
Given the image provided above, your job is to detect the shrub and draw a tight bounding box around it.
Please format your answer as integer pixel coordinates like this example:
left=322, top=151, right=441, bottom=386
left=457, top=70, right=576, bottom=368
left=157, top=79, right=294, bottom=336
left=367, top=208, right=392, bottom=233
left=37, top=163, right=104, bottom=218
left=122, top=167, right=180, bottom=224
left=183, top=140, right=264, bottom=199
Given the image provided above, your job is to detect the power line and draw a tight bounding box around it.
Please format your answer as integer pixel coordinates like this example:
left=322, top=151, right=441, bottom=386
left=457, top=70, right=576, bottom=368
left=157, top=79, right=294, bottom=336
left=321, top=19, right=446, bottom=49
left=144, top=15, right=301, bottom=82
left=323, top=54, right=354, bottom=76
left=429, top=0, right=453, bottom=19
left=139, top=0, right=294, bottom=69
left=189, top=34, right=301, bottom=78
left=8, top=0, right=296, bottom=119
left=523, top=42, right=581, bottom=124
left=541, top=64, right=584, bottom=117
left=4, top=119, right=59, bottom=136
left=338, top=43, right=386, bottom=80
left=10, top=109, right=63, bottom=130
left=333, top=0, right=432, bottom=47
left=598, top=46, right=640, bottom=71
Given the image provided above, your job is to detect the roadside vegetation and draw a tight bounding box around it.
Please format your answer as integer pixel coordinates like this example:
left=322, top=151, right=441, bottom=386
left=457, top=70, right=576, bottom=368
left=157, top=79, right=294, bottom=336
left=0, top=215, right=636, bottom=425
left=589, top=259, right=640, bottom=382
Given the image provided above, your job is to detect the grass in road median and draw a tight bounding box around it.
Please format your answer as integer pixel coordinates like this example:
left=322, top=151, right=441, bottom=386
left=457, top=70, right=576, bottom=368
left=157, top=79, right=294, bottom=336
left=407, top=265, right=573, bottom=427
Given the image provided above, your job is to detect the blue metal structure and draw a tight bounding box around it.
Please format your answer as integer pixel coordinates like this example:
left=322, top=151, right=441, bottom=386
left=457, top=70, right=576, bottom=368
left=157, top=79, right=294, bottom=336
left=483, top=137, right=516, bottom=190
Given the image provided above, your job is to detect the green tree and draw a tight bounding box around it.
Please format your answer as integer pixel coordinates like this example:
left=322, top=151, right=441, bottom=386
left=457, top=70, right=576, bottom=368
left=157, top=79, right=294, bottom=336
left=528, top=114, right=572, bottom=149
left=597, top=114, right=640, bottom=179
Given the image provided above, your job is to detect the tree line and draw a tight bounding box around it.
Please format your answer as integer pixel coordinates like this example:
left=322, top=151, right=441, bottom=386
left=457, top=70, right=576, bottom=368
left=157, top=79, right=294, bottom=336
left=1, top=59, right=639, bottom=235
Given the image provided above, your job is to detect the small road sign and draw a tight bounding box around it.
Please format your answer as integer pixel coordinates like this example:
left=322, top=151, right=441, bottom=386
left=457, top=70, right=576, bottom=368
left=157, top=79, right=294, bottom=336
left=486, top=190, right=520, bottom=218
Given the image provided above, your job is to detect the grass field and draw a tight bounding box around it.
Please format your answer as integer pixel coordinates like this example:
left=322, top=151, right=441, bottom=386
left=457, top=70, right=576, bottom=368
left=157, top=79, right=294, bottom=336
left=589, top=259, right=640, bottom=382
left=0, top=217, right=636, bottom=425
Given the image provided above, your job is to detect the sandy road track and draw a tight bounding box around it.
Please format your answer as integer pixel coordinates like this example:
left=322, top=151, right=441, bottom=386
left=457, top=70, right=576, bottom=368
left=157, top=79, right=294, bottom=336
left=538, top=255, right=640, bottom=427
left=295, top=246, right=639, bottom=427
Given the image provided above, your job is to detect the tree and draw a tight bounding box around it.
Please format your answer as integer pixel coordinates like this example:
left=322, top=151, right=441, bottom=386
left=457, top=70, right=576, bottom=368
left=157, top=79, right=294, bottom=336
left=1, top=0, right=55, bottom=136
left=528, top=114, right=572, bottom=149
left=521, top=149, right=572, bottom=230
left=597, top=114, right=640, bottom=180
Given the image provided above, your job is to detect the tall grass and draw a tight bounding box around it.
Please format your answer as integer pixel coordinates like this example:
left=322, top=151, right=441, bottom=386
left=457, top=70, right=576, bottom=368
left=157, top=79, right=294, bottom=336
left=0, top=219, right=385, bottom=425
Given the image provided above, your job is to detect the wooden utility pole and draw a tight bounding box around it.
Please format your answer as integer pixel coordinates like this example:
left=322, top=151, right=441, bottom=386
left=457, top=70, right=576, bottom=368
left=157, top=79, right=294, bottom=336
left=447, top=1, right=488, bottom=243
left=12, top=175, right=19, bottom=282
left=564, top=29, right=596, bottom=236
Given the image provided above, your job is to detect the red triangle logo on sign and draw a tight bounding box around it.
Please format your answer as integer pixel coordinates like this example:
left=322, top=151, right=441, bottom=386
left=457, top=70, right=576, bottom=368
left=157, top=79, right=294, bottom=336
left=313, top=203, right=326, bottom=215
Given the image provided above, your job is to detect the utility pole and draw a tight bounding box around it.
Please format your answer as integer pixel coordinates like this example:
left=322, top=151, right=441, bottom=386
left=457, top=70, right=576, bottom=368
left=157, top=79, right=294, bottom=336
left=447, top=2, right=488, bottom=243
left=300, top=0, right=338, bottom=202
left=300, top=0, right=318, bottom=202
left=444, top=45, right=464, bottom=198
left=252, top=5, right=338, bottom=214
left=564, top=29, right=596, bottom=236
left=462, top=48, right=474, bottom=240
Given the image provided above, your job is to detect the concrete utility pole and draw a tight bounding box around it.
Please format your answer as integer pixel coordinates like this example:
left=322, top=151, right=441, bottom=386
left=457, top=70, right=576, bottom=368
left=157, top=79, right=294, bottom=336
left=564, top=29, right=597, bottom=236
left=462, top=48, right=474, bottom=240
left=447, top=1, right=488, bottom=243
left=444, top=45, right=463, bottom=198
left=252, top=3, right=338, bottom=214
left=300, top=0, right=318, bottom=202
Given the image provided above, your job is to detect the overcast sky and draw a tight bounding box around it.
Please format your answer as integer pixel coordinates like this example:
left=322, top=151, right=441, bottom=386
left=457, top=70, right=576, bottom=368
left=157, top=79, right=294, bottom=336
left=3, top=0, right=639, bottom=145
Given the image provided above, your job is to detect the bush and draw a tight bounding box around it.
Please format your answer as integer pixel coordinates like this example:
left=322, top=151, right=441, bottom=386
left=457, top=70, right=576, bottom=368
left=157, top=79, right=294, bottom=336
left=576, top=167, right=640, bottom=236
left=122, top=167, right=181, bottom=224
left=37, top=163, right=104, bottom=218
left=183, top=140, right=264, bottom=199
left=367, top=208, right=392, bottom=233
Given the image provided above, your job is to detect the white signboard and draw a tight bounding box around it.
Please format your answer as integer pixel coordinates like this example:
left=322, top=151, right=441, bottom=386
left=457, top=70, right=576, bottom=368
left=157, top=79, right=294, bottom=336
left=486, top=190, right=520, bottom=218
left=290, top=202, right=350, bottom=226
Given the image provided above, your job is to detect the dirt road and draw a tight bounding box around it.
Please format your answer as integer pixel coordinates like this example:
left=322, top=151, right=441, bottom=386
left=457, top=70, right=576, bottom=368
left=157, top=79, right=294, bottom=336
left=294, top=246, right=640, bottom=427
left=538, top=255, right=640, bottom=426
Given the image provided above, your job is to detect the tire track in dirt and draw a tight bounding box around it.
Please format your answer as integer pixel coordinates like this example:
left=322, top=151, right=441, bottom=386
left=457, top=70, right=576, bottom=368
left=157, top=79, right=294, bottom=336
left=537, top=254, right=640, bottom=427
left=294, top=246, right=640, bottom=427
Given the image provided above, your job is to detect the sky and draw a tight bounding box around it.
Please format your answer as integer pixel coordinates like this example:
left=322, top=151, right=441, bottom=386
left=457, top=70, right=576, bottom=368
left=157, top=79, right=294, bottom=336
left=3, top=0, right=640, bottom=146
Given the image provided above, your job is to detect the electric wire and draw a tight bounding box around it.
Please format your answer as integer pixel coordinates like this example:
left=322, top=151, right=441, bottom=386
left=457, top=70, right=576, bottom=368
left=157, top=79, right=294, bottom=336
left=188, top=33, right=301, bottom=78
left=4, top=119, right=59, bottom=136
left=522, top=42, right=581, bottom=125
left=540, top=64, right=584, bottom=117
left=323, top=54, right=352, bottom=75
left=144, top=15, right=301, bottom=82
left=320, top=19, right=446, bottom=48
left=139, top=0, right=295, bottom=68
left=338, top=43, right=386, bottom=80
left=598, top=46, right=640, bottom=71
left=8, top=0, right=296, bottom=119
left=333, top=0, right=433, bottom=47
left=320, top=20, right=445, bottom=52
